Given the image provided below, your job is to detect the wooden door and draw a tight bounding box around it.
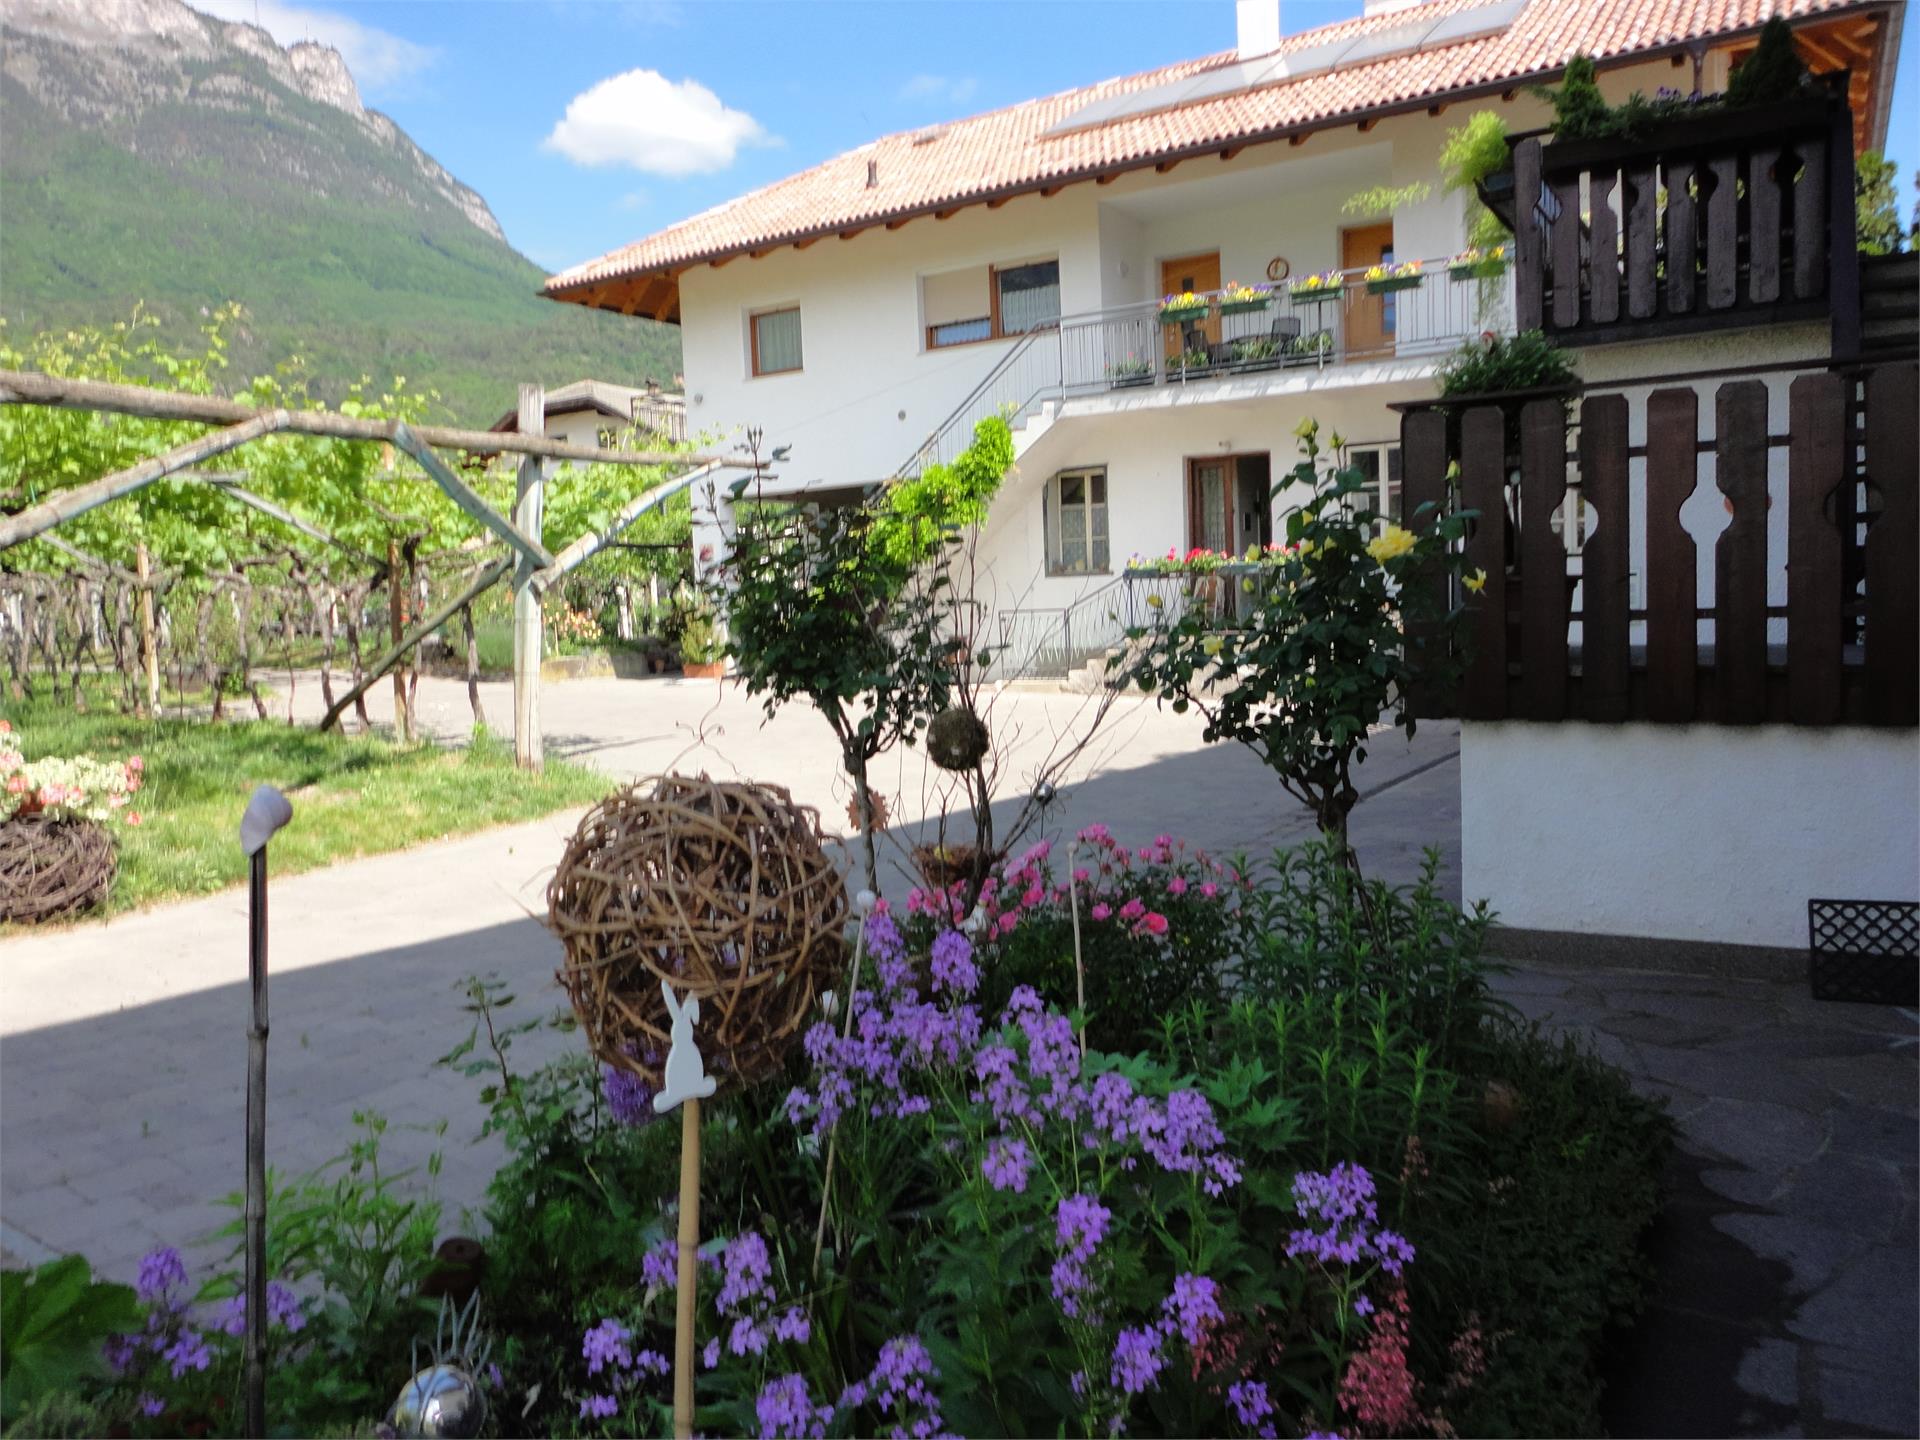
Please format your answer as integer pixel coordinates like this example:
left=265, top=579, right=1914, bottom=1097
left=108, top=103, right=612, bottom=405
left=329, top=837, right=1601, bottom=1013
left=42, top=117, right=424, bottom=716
left=1160, top=251, right=1221, bottom=360
left=1187, top=457, right=1234, bottom=554
left=1341, top=223, right=1395, bottom=356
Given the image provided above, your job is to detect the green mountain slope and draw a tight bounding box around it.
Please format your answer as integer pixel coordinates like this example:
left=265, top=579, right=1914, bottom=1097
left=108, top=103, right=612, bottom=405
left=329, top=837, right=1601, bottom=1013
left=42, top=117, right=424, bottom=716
left=0, top=0, right=676, bottom=426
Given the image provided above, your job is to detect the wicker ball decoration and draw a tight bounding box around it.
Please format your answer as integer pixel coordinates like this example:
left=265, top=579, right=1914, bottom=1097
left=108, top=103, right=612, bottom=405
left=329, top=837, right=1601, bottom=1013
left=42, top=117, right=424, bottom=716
left=549, top=774, right=849, bottom=1094
left=0, top=815, right=116, bottom=924
left=927, top=706, right=990, bottom=773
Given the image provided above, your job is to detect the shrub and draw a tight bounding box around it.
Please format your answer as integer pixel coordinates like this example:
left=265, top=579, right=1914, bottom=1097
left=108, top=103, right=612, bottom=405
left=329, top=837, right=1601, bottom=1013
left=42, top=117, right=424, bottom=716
left=1436, top=331, right=1578, bottom=399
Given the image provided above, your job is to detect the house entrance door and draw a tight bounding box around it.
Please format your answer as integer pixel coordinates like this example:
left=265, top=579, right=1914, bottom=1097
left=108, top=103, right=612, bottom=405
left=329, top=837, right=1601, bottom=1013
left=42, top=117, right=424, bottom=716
left=1160, top=251, right=1221, bottom=361
left=1186, top=453, right=1272, bottom=555
left=1340, top=223, right=1395, bottom=356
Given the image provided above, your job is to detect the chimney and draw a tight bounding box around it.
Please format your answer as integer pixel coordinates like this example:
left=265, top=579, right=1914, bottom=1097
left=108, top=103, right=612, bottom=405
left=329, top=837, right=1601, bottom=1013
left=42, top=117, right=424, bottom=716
left=1236, top=0, right=1280, bottom=59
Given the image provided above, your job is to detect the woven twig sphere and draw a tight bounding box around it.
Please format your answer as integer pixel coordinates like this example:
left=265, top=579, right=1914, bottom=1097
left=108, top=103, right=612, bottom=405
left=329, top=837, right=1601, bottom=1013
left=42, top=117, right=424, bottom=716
left=0, top=816, right=116, bottom=924
left=549, top=774, right=849, bottom=1095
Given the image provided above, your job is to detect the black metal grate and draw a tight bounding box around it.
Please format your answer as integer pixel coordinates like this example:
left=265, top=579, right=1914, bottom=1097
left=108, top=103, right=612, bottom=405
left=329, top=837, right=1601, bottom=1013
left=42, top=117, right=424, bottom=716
left=1808, top=899, right=1919, bottom=1005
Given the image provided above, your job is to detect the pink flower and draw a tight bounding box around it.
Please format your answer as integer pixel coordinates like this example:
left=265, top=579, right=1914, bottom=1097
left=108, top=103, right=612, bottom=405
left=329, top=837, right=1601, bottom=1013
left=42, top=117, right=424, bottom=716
left=1072, top=867, right=1091, bottom=884
left=1137, top=847, right=1154, bottom=861
left=5, top=776, right=23, bottom=794
left=996, top=912, right=1019, bottom=937
left=0, top=720, right=11, bottom=732
left=1143, top=912, right=1169, bottom=936
left=1022, top=885, right=1044, bottom=908
left=126, top=812, right=143, bottom=827
left=1119, top=899, right=1145, bottom=922
left=1153, top=834, right=1173, bottom=849
left=1091, top=903, right=1112, bottom=922
left=1167, top=877, right=1188, bottom=897
left=1200, top=882, right=1219, bottom=900
left=127, top=755, right=143, bottom=772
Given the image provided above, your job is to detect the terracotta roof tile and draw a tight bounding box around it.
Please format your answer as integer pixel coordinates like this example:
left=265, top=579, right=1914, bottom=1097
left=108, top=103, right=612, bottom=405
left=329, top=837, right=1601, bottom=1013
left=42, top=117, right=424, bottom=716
left=547, top=0, right=1876, bottom=297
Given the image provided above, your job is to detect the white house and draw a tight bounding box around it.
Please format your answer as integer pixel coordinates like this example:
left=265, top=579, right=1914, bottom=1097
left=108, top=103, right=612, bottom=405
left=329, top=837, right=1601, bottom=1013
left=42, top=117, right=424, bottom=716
left=547, top=0, right=1914, bottom=957
left=487, top=377, right=687, bottom=456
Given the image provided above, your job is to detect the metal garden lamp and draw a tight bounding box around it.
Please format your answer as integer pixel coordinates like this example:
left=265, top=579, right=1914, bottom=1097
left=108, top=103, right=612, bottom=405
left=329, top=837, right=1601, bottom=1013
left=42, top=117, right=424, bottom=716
left=239, top=783, right=293, bottom=1439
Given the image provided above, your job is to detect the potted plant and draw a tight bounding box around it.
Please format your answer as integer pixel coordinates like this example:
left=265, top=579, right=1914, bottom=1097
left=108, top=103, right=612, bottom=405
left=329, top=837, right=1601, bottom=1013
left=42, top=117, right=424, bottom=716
left=1107, top=355, right=1153, bottom=388
left=1289, top=270, right=1345, bottom=304
left=1176, top=347, right=1215, bottom=374
left=676, top=596, right=725, bottom=679
left=1230, top=336, right=1282, bottom=372
left=0, top=723, right=143, bottom=924
left=1448, top=244, right=1510, bottom=281
left=1217, top=281, right=1272, bottom=316
left=1365, top=259, right=1425, bottom=294
left=1157, top=291, right=1211, bottom=325
left=1285, top=329, right=1335, bottom=365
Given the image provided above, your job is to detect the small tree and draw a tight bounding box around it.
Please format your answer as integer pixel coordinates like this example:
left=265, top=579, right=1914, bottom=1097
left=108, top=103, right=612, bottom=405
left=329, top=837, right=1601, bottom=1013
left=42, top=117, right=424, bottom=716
left=1856, top=150, right=1908, bottom=257
left=1125, top=421, right=1472, bottom=869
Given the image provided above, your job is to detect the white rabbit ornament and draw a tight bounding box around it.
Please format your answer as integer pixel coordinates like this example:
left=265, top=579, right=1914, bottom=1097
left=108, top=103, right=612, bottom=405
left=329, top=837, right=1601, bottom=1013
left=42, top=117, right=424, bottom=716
left=653, top=980, right=719, bottom=1115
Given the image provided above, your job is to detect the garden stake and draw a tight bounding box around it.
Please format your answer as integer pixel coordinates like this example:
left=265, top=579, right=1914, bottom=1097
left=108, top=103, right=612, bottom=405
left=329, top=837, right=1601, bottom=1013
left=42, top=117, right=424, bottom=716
left=810, top=889, right=874, bottom=1281
left=1066, top=840, right=1087, bottom=1059
left=653, top=980, right=717, bottom=1440
left=239, top=784, right=293, bottom=1440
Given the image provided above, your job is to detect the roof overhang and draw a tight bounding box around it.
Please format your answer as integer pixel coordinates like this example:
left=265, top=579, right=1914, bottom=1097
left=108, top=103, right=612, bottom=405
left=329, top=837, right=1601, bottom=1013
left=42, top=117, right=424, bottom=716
left=724, top=473, right=880, bottom=506
left=488, top=394, right=633, bottom=433
left=543, top=2, right=1903, bottom=325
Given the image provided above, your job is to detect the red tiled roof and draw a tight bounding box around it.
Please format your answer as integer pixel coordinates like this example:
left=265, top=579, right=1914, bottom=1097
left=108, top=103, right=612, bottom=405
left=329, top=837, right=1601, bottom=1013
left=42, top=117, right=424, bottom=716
left=546, top=0, right=1886, bottom=301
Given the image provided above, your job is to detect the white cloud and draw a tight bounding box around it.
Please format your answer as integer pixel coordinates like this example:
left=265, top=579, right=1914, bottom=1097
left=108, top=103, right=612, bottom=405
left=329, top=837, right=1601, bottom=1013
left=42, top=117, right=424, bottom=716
left=898, top=74, right=977, bottom=105
left=543, top=70, right=774, bottom=177
left=190, top=0, right=436, bottom=92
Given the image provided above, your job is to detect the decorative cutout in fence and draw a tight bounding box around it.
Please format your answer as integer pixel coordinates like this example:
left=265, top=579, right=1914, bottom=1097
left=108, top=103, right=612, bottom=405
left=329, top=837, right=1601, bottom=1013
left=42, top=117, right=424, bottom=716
left=1402, top=361, right=1917, bottom=727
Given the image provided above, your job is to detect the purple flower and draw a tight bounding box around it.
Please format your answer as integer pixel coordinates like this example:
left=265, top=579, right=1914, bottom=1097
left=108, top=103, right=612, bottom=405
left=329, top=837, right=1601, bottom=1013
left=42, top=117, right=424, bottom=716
left=1228, top=1379, right=1277, bottom=1437
left=642, top=1239, right=677, bottom=1291
left=703, top=1337, right=721, bottom=1369
left=1354, top=1294, right=1375, bottom=1317
left=103, top=1334, right=138, bottom=1376
left=718, top=1231, right=775, bottom=1313
left=1286, top=1163, right=1416, bottom=1276
left=213, top=1282, right=305, bottom=1337
left=582, top=1318, right=633, bottom=1376
left=929, top=929, right=978, bottom=997
left=579, top=1393, right=619, bottom=1421
left=163, top=1328, right=210, bottom=1379
left=1052, top=1193, right=1112, bottom=1317
left=982, top=1136, right=1030, bottom=1193
left=773, top=1307, right=811, bottom=1344
left=1109, top=1326, right=1164, bottom=1395
left=138, top=1393, right=165, bottom=1418
left=755, top=1373, right=831, bottom=1440
left=730, top=1315, right=769, bottom=1357
left=1161, top=1273, right=1224, bottom=1348
left=136, top=1246, right=188, bottom=1305
left=602, top=1061, right=657, bottom=1127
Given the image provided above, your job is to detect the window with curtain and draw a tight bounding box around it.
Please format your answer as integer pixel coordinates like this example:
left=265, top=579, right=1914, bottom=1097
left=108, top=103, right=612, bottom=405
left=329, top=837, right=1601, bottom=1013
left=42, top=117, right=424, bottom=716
left=1045, top=468, right=1109, bottom=576
left=751, top=307, right=803, bottom=375
left=997, top=260, right=1061, bottom=334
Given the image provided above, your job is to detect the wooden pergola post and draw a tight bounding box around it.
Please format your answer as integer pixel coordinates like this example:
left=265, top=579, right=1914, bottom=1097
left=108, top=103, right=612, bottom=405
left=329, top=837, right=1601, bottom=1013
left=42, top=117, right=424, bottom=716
left=513, top=384, right=546, bottom=771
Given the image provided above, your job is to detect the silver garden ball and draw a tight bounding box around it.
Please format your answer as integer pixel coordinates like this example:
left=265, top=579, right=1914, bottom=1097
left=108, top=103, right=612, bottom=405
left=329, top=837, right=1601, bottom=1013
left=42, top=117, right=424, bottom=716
left=387, top=1364, right=487, bottom=1439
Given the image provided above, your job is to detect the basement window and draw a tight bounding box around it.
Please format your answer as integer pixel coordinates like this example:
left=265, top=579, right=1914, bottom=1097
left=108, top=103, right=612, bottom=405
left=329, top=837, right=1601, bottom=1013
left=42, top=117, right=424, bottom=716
left=922, top=257, right=1061, bottom=349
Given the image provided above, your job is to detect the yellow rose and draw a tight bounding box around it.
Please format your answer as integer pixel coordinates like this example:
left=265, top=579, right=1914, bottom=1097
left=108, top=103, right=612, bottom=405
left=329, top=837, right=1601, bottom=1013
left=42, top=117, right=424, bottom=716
left=1292, top=416, right=1320, bottom=441
left=1464, top=567, right=1487, bottom=593
left=1202, top=635, right=1223, bottom=657
left=1146, top=593, right=1163, bottom=609
left=1366, top=525, right=1417, bottom=564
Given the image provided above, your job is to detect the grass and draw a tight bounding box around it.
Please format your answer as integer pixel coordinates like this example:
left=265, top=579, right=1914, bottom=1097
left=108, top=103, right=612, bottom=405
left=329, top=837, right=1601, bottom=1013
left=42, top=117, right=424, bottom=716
left=3, top=696, right=613, bottom=917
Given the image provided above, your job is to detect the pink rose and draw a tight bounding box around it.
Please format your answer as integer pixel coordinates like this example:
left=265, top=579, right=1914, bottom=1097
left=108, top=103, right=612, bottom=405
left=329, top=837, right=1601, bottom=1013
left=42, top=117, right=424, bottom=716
left=1167, top=877, right=1188, bottom=897
left=1143, top=912, right=1169, bottom=936
left=1119, top=898, right=1145, bottom=922
left=996, top=912, right=1019, bottom=937
left=1200, top=882, right=1219, bottom=900
left=1022, top=885, right=1044, bottom=908
left=1154, top=834, right=1173, bottom=848
left=126, top=811, right=143, bottom=827
left=127, top=755, right=143, bottom=772
left=1072, top=867, right=1091, bottom=884
left=1091, top=903, right=1112, bottom=922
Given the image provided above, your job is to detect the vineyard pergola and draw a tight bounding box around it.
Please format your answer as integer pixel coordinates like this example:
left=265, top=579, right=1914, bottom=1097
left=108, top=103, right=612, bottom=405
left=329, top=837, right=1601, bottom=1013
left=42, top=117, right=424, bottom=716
left=0, top=368, right=758, bottom=768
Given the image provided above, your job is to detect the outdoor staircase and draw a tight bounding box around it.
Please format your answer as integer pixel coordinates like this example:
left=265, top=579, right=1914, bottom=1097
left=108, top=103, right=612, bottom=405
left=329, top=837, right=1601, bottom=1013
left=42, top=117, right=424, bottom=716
left=1859, top=251, right=1919, bottom=358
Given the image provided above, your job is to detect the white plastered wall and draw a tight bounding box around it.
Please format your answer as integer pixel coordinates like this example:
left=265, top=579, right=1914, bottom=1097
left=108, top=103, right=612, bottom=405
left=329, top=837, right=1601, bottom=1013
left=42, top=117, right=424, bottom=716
left=1462, top=721, right=1920, bottom=949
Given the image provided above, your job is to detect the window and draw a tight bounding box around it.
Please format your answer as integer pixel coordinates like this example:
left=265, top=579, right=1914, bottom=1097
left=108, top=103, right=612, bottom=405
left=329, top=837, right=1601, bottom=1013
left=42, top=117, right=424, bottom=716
left=596, top=426, right=618, bottom=449
left=1044, top=468, right=1109, bottom=575
left=1348, top=445, right=1403, bottom=532
left=922, top=257, right=1061, bottom=349
left=750, top=307, right=803, bottom=376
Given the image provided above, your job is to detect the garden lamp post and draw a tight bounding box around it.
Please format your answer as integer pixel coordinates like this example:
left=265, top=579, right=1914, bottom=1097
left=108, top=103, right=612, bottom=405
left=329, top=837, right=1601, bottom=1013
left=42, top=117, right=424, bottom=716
left=239, top=783, right=293, bottom=1440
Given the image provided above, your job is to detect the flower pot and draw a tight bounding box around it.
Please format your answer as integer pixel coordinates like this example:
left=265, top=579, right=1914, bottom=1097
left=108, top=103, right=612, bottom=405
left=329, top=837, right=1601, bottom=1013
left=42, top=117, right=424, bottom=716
left=1233, top=355, right=1282, bottom=373
left=1110, top=372, right=1153, bottom=389
left=1290, top=285, right=1343, bottom=305
left=0, top=814, right=116, bottom=924
left=682, top=660, right=725, bottom=679
left=1158, top=306, right=1210, bottom=325
left=1449, top=260, right=1509, bottom=282
left=1366, top=274, right=1424, bottom=294
left=1218, top=297, right=1270, bottom=316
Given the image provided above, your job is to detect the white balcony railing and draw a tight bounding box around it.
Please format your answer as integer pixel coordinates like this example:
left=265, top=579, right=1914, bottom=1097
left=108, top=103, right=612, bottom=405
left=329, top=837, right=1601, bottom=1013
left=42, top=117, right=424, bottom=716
left=898, top=256, right=1505, bottom=477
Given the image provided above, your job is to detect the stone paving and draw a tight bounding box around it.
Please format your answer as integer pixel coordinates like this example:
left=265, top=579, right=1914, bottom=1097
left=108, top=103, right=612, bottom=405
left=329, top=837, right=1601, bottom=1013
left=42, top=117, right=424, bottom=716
left=1489, top=961, right=1919, bottom=1439
left=4, top=674, right=1916, bottom=1437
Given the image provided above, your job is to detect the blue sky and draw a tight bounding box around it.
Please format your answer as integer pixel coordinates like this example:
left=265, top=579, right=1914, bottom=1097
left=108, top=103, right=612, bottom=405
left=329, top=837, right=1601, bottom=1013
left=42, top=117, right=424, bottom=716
left=200, top=0, right=1919, bottom=274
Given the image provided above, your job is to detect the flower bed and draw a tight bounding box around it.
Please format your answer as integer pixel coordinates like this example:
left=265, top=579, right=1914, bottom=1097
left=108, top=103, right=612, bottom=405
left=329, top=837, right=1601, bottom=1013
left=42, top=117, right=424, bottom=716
left=38, top=838, right=1672, bottom=1439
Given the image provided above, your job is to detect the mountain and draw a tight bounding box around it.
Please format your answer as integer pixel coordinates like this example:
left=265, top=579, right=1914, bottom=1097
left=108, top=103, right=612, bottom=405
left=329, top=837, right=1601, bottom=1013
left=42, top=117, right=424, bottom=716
left=0, top=0, right=678, bottom=426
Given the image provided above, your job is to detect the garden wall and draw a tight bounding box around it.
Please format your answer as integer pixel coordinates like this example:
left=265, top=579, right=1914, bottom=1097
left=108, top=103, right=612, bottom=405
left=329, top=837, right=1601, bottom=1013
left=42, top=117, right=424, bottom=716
left=1461, top=719, right=1919, bottom=949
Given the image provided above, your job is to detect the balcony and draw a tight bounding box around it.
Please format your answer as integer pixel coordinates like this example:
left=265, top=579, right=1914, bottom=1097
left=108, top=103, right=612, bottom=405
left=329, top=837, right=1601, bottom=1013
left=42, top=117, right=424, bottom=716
left=900, top=255, right=1497, bottom=476
left=1510, top=98, right=1862, bottom=352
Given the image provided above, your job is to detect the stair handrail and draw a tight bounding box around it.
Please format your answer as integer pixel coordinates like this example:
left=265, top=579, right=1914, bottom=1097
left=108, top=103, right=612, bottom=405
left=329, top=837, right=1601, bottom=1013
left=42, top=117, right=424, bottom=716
left=893, top=322, right=1058, bottom=480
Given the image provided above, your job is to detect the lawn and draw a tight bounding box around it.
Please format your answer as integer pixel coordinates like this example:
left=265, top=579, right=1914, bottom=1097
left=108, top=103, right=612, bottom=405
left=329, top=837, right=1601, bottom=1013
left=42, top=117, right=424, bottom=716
left=2, top=698, right=612, bottom=916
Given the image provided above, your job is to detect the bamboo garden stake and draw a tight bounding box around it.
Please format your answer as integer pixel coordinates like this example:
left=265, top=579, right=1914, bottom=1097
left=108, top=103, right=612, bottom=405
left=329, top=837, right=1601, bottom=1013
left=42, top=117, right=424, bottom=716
left=652, top=980, right=718, bottom=1440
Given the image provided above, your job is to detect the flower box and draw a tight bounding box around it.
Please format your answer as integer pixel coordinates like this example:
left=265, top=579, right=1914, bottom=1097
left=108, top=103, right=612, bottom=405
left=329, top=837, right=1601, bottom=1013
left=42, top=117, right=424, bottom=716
left=1290, top=284, right=1343, bottom=305
left=1449, top=257, right=1510, bottom=281
left=1365, top=273, right=1425, bottom=295
left=1158, top=305, right=1210, bottom=326
left=1109, top=370, right=1153, bottom=389
left=1217, top=297, right=1271, bottom=316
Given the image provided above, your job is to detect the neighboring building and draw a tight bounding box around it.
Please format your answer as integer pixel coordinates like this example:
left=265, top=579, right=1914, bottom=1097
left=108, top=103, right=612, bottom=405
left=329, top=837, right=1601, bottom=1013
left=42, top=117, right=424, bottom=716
left=487, top=378, right=688, bottom=455
left=546, top=0, right=1914, bottom=957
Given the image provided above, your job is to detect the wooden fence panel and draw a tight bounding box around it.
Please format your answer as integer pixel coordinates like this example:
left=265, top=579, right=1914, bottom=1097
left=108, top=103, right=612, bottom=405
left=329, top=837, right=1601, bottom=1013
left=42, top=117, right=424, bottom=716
left=1459, top=407, right=1507, bottom=718
left=1589, top=170, right=1621, bottom=325
left=1644, top=388, right=1700, bottom=722
left=1514, top=139, right=1544, bottom=332
left=1519, top=400, right=1569, bottom=720
left=1625, top=164, right=1658, bottom=319
left=1787, top=373, right=1845, bottom=725
left=1748, top=147, right=1784, bottom=304
left=1666, top=159, right=1698, bottom=314
left=1791, top=141, right=1827, bottom=300
left=1579, top=395, right=1631, bottom=720
left=1551, top=176, right=1583, bottom=329
left=1704, top=156, right=1740, bottom=309
left=1714, top=382, right=1771, bottom=723
left=1864, top=363, right=1919, bottom=724
left=1401, top=409, right=1451, bottom=718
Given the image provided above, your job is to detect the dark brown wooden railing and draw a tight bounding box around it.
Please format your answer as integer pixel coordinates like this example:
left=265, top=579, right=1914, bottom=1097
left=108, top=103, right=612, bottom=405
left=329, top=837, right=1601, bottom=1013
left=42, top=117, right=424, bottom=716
left=1513, top=99, right=1862, bottom=354
left=1401, top=362, right=1917, bottom=727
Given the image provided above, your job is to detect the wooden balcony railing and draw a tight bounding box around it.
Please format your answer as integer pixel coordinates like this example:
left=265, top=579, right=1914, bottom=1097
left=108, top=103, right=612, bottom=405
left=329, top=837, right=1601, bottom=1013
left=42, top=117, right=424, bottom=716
left=1512, top=98, right=1862, bottom=353
left=1400, top=362, right=1916, bottom=727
